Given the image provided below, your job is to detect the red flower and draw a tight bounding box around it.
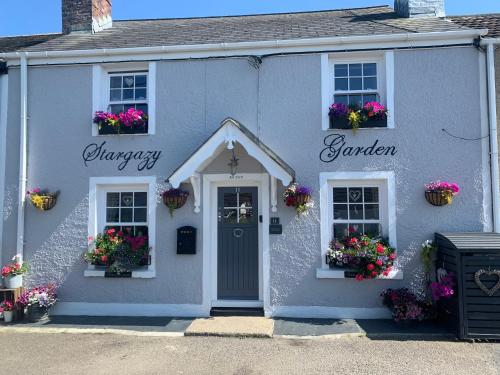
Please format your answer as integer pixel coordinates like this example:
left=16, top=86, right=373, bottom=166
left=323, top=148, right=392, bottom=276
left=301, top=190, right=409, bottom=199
left=376, top=244, right=385, bottom=254
left=383, top=271, right=390, bottom=276
left=100, top=255, right=108, bottom=263
left=355, top=274, right=364, bottom=281
left=367, top=264, right=375, bottom=271
left=371, top=271, right=378, bottom=277
left=14, top=263, right=21, bottom=270
left=117, top=231, right=124, bottom=237
left=106, top=229, right=116, bottom=236
left=389, top=253, right=396, bottom=260
left=376, top=259, right=383, bottom=266
left=348, top=226, right=357, bottom=234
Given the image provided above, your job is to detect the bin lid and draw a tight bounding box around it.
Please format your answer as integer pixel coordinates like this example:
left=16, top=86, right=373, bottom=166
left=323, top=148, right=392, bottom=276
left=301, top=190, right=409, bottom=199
left=436, top=232, right=500, bottom=251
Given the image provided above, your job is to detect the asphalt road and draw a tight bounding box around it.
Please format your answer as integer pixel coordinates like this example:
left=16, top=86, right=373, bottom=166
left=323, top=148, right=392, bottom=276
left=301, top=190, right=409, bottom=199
left=0, top=333, right=498, bottom=375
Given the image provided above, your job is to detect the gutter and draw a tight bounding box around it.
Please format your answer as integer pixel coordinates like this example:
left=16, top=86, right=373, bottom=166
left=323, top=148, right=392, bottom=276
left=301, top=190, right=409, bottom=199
left=482, top=39, right=500, bottom=232
left=16, top=52, right=28, bottom=260
left=0, top=29, right=488, bottom=61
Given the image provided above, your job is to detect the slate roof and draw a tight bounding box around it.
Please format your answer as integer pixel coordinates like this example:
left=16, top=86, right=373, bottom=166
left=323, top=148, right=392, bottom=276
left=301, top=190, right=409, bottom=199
left=449, top=14, right=500, bottom=38
left=17, top=6, right=472, bottom=53
left=0, top=33, right=61, bottom=53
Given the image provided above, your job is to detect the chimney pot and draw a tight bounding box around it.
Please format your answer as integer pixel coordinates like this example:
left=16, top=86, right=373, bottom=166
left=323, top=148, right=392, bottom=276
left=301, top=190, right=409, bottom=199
left=394, top=0, right=445, bottom=18
left=62, top=0, right=112, bottom=34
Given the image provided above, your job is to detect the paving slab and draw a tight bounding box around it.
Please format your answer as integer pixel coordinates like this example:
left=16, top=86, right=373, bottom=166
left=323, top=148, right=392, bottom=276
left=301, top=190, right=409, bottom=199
left=273, top=318, right=364, bottom=338
left=185, top=316, right=274, bottom=338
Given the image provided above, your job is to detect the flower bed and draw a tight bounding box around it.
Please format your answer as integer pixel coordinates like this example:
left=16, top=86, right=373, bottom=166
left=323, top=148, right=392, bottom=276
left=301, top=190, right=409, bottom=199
left=329, top=102, right=387, bottom=132
left=162, top=188, right=189, bottom=217
left=283, top=184, right=312, bottom=215
left=424, top=180, right=459, bottom=206
left=381, top=288, right=433, bottom=323
left=326, top=233, right=396, bottom=280
left=26, top=188, right=58, bottom=211
left=93, top=108, right=148, bottom=135
left=85, top=229, right=150, bottom=274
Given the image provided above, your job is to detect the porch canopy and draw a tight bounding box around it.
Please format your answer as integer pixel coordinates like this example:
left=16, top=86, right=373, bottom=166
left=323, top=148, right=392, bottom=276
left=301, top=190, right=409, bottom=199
left=167, top=117, right=295, bottom=212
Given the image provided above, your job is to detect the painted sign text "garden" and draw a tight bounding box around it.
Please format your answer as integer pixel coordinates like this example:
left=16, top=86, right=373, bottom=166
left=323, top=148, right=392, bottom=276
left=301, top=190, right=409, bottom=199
left=82, top=141, right=162, bottom=171
left=320, top=134, right=397, bottom=163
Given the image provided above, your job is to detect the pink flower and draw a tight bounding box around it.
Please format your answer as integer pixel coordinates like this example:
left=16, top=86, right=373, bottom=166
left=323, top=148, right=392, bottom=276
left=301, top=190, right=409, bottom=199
left=376, top=259, right=383, bottom=266
left=389, top=253, right=396, bottom=260
left=367, top=264, right=375, bottom=271
left=376, top=244, right=385, bottom=254
left=355, top=274, right=364, bottom=281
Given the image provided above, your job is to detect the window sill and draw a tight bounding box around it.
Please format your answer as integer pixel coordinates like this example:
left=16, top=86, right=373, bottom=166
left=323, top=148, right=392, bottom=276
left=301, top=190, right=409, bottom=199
left=316, top=268, right=403, bottom=280
left=84, top=269, right=156, bottom=279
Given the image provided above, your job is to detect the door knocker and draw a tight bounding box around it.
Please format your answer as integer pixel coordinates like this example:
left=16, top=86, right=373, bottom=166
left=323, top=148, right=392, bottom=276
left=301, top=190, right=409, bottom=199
left=233, top=228, right=244, bottom=238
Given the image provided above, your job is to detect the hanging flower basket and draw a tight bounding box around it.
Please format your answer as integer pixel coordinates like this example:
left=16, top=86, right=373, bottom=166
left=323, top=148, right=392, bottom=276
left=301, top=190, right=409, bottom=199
left=283, top=184, right=312, bottom=215
left=162, top=188, right=189, bottom=217
left=26, top=188, right=59, bottom=211
left=424, top=181, right=459, bottom=207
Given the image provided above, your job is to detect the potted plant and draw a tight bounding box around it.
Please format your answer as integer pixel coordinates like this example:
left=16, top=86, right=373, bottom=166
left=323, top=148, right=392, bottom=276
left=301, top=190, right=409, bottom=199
left=26, top=188, right=59, bottom=211
left=17, top=284, right=57, bottom=322
left=85, top=229, right=150, bottom=276
left=381, top=288, right=430, bottom=324
left=424, top=181, right=460, bottom=206
left=162, top=188, right=189, bottom=217
left=93, top=108, right=148, bottom=135
left=1, top=261, right=28, bottom=289
left=0, top=300, right=15, bottom=323
left=326, top=231, right=396, bottom=280
left=328, top=101, right=388, bottom=133
left=283, top=184, right=312, bottom=215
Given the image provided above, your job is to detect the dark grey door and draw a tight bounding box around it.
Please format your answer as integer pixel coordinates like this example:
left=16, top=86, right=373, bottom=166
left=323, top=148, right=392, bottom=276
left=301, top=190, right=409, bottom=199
left=217, top=187, right=259, bottom=300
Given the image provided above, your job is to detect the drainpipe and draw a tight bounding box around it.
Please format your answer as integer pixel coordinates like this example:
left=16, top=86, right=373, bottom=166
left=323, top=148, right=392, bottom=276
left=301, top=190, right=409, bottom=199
left=485, top=42, right=500, bottom=233
left=16, top=52, right=28, bottom=261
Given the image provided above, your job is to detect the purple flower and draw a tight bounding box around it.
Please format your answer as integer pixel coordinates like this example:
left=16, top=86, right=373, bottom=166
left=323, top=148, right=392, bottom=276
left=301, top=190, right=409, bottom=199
left=329, top=103, right=348, bottom=118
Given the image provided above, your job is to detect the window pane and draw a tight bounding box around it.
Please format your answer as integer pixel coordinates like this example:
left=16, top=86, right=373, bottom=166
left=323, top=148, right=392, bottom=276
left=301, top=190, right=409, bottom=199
left=110, top=76, right=122, bottom=89
left=134, top=226, right=148, bottom=237
left=239, top=208, right=254, bottom=223
left=348, top=95, right=363, bottom=107
left=363, top=77, right=377, bottom=90
left=365, top=204, right=379, bottom=220
left=110, top=104, right=124, bottom=114
left=364, top=223, right=381, bottom=237
left=135, top=88, right=147, bottom=100
left=348, top=188, right=363, bottom=203
left=224, top=193, right=238, bottom=208
left=333, top=188, right=347, bottom=202
left=107, top=193, right=120, bottom=207
left=134, top=208, right=147, bottom=223
left=363, top=63, right=377, bottom=76
left=349, top=77, right=362, bottom=90
left=364, top=188, right=379, bottom=203
left=134, top=192, right=147, bottom=207
left=123, top=76, right=134, bottom=88
left=363, top=94, right=377, bottom=104
left=123, top=88, right=134, bottom=100
left=110, top=89, right=121, bottom=101
left=223, top=209, right=238, bottom=223
left=121, top=208, right=133, bottom=222
left=333, top=204, right=348, bottom=220
left=347, top=224, right=362, bottom=237
left=335, top=78, right=348, bottom=91
left=333, top=223, right=348, bottom=240
left=136, top=104, right=148, bottom=114
left=349, top=64, right=362, bottom=76
left=121, top=193, right=134, bottom=207
left=106, top=208, right=119, bottom=222
left=334, top=64, right=348, bottom=77
left=349, top=204, right=363, bottom=220
left=239, top=193, right=253, bottom=208
left=135, top=75, right=147, bottom=87
left=334, top=95, right=348, bottom=106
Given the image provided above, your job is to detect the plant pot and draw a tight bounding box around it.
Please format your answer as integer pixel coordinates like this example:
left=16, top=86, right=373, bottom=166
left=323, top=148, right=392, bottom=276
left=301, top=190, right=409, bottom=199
left=360, top=117, right=387, bottom=129
left=329, top=116, right=350, bottom=130
left=3, top=275, right=22, bottom=289
left=26, top=305, right=49, bottom=322
left=97, top=123, right=119, bottom=135
left=295, top=193, right=311, bottom=206
left=3, top=310, right=13, bottom=323
left=162, top=194, right=188, bottom=212
left=425, top=191, right=451, bottom=206
left=39, top=195, right=57, bottom=211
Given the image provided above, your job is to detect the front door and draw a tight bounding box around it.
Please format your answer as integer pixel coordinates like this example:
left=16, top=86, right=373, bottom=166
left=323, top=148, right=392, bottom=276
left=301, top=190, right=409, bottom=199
left=217, top=187, right=259, bottom=300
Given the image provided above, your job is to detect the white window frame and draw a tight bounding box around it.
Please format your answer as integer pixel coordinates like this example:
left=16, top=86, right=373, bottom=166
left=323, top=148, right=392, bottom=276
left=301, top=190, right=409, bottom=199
left=92, top=62, right=156, bottom=136
left=319, top=171, right=397, bottom=273
left=108, top=71, right=149, bottom=114
left=321, top=51, right=395, bottom=130
left=86, top=176, right=157, bottom=278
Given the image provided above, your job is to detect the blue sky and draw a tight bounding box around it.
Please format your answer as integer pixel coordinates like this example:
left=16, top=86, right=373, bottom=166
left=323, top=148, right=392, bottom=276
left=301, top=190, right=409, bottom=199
left=1, top=0, right=499, bottom=37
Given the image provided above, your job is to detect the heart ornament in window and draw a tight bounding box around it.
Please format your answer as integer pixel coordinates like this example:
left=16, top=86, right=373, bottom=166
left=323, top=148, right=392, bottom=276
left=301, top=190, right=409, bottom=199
left=474, top=269, right=500, bottom=297
left=349, top=190, right=362, bottom=202
left=124, top=77, right=134, bottom=87
left=122, top=196, right=133, bottom=206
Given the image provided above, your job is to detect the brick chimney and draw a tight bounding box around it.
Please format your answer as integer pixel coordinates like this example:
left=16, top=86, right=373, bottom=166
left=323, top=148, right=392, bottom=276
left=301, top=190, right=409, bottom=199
left=394, top=0, right=445, bottom=18
left=62, top=0, right=112, bottom=34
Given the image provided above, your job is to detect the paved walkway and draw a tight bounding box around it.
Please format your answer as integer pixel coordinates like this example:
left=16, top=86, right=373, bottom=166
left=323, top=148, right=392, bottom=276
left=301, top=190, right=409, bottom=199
left=0, top=315, right=456, bottom=340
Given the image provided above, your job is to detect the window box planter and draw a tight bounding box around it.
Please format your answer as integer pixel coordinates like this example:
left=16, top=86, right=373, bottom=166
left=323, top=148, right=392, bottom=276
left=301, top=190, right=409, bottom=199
left=94, top=109, right=148, bottom=136
left=329, top=116, right=387, bottom=130
left=104, top=270, right=132, bottom=278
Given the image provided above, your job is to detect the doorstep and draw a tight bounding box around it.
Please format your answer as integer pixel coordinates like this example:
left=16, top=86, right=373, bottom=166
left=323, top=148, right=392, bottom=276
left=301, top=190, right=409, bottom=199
left=185, top=316, right=274, bottom=338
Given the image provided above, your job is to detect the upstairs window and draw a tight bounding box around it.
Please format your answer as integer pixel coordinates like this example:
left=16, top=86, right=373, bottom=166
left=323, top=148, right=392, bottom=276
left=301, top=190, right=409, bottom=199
left=108, top=72, right=148, bottom=115
left=333, top=62, right=379, bottom=107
